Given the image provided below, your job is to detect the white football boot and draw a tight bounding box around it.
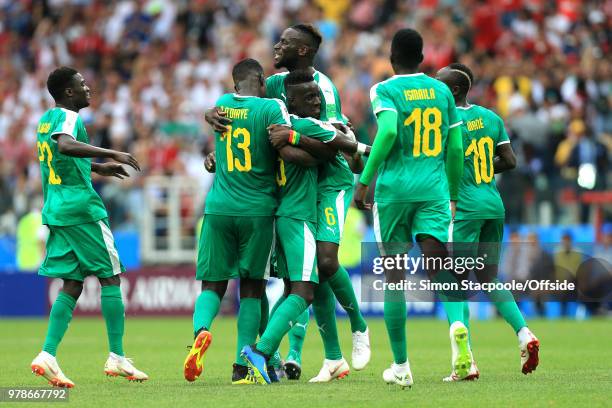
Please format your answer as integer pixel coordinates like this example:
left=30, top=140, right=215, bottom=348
left=104, top=353, right=149, bottom=382
left=351, top=328, right=371, bottom=370
left=518, top=327, right=540, bottom=374
left=31, top=351, right=75, bottom=388
left=382, top=362, right=413, bottom=389
left=308, top=358, right=350, bottom=382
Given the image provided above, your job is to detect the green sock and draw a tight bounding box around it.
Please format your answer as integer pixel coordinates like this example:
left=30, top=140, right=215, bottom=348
left=270, top=295, right=287, bottom=317
left=312, top=281, right=342, bottom=360
left=267, top=295, right=287, bottom=359
left=462, top=302, right=473, bottom=347
left=434, top=270, right=464, bottom=324
left=259, top=293, right=269, bottom=336
left=493, top=298, right=527, bottom=333
left=328, top=266, right=367, bottom=333
left=101, top=286, right=125, bottom=356
left=43, top=292, right=77, bottom=356
left=257, top=294, right=308, bottom=356
left=236, top=297, right=261, bottom=365
left=287, top=308, right=308, bottom=364
left=193, top=290, right=221, bottom=335
left=384, top=288, right=407, bottom=364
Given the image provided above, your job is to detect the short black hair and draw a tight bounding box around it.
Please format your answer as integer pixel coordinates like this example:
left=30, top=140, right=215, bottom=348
left=291, top=23, right=322, bottom=53
left=284, top=69, right=315, bottom=88
left=232, top=58, right=263, bottom=84
left=448, top=62, right=474, bottom=95
left=47, top=66, right=78, bottom=101
left=391, top=28, right=423, bottom=69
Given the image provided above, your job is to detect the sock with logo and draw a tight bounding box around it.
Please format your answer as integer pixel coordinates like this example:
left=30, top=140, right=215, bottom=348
left=328, top=266, right=367, bottom=333
left=256, top=294, right=308, bottom=356
left=286, top=308, right=308, bottom=363
left=312, top=281, right=343, bottom=360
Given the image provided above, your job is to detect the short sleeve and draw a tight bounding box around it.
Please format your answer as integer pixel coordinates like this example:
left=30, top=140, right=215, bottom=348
left=50, top=109, right=78, bottom=141
left=447, top=90, right=462, bottom=130
left=267, top=99, right=291, bottom=126
left=265, top=74, right=285, bottom=101
left=297, top=118, right=337, bottom=143
left=496, top=114, right=510, bottom=145
left=370, top=82, right=397, bottom=115
left=318, top=75, right=344, bottom=124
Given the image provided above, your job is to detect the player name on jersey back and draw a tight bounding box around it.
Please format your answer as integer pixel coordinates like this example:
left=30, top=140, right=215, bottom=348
left=205, top=93, right=290, bottom=217
left=37, top=107, right=107, bottom=226
left=370, top=73, right=462, bottom=203
left=455, top=104, right=510, bottom=220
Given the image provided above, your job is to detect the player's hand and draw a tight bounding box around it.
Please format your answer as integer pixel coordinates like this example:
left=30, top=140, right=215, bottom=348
left=205, top=107, right=231, bottom=132
left=94, top=162, right=131, bottom=179
left=450, top=200, right=457, bottom=220
left=204, top=151, right=216, bottom=173
left=111, top=151, right=141, bottom=171
left=354, top=182, right=371, bottom=210
left=268, top=124, right=291, bottom=149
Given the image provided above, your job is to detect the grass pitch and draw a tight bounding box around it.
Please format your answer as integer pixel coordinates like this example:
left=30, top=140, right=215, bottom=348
left=0, top=317, right=610, bottom=407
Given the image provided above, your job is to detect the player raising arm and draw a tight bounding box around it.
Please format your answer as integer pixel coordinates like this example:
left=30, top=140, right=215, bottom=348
left=31, top=67, right=146, bottom=388
left=353, top=29, right=467, bottom=387
left=436, top=63, right=539, bottom=380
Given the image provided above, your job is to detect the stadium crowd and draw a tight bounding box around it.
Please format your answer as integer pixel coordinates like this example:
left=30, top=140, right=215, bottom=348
left=0, top=0, right=610, bottom=234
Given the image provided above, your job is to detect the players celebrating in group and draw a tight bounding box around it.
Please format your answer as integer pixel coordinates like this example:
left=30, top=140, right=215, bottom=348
left=32, top=23, right=539, bottom=390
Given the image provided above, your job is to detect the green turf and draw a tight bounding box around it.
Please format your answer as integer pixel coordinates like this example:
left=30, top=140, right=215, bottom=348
left=0, top=317, right=610, bottom=407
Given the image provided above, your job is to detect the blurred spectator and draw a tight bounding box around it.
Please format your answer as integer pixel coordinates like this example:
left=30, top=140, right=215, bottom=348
left=16, top=196, right=47, bottom=272
left=0, top=0, right=609, bottom=233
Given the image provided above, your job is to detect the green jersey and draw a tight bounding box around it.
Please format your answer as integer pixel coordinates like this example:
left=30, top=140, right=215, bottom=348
left=369, top=73, right=462, bottom=203
left=266, top=71, right=344, bottom=123
left=455, top=105, right=510, bottom=220
left=266, top=71, right=354, bottom=194
left=205, top=93, right=290, bottom=216
left=276, top=115, right=337, bottom=222
left=36, top=107, right=107, bottom=226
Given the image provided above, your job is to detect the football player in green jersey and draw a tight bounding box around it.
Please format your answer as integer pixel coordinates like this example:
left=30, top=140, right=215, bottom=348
left=206, top=24, right=370, bottom=382
left=184, top=59, right=292, bottom=384
left=437, top=63, right=540, bottom=380
left=242, top=70, right=341, bottom=384
left=354, top=28, right=468, bottom=387
left=31, top=67, right=148, bottom=388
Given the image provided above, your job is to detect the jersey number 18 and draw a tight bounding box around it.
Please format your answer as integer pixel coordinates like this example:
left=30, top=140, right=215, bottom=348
left=404, top=107, right=442, bottom=157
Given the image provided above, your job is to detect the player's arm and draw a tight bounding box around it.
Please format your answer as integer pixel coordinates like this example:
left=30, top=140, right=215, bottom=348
left=494, top=143, right=517, bottom=173
left=330, top=123, right=371, bottom=156
left=56, top=134, right=140, bottom=171
left=278, top=145, right=319, bottom=167
left=354, top=110, right=398, bottom=210
left=446, top=125, right=463, bottom=202
left=204, top=107, right=231, bottom=132
left=91, top=162, right=131, bottom=179
left=268, top=124, right=336, bottom=162
left=344, top=152, right=364, bottom=173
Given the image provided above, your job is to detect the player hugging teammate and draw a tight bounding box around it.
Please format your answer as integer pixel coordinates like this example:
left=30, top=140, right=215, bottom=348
left=33, top=24, right=539, bottom=390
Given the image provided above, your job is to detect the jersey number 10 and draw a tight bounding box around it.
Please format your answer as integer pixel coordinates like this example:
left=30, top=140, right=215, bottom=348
left=223, top=126, right=252, bottom=172
left=404, top=107, right=442, bottom=157
left=465, top=136, right=494, bottom=184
